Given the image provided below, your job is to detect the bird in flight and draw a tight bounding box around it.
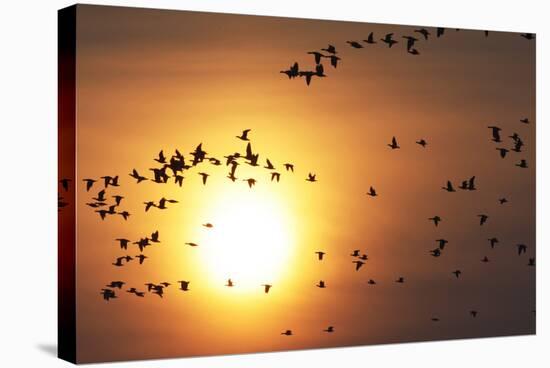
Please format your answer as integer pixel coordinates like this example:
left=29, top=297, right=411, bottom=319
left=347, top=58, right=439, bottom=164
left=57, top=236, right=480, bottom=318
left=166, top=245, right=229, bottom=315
left=244, top=178, right=257, bottom=188
left=528, top=258, right=535, bottom=266
left=136, top=254, right=147, bottom=265
left=321, top=44, right=337, bottom=54
left=129, top=169, right=147, bottom=183
left=388, top=136, right=400, bottom=149
left=381, top=33, right=398, bottom=48
left=118, top=211, right=130, bottom=221
left=517, top=244, right=527, bottom=255
left=106, top=281, right=125, bottom=289
left=437, top=27, right=445, bottom=37
left=496, top=148, right=509, bottom=158
left=92, top=189, right=106, bottom=202
left=416, top=139, right=427, bottom=148
left=264, top=159, right=275, bottom=170
left=367, top=279, right=376, bottom=285
left=262, top=284, right=272, bottom=294
left=436, top=239, right=448, bottom=250
left=178, top=281, right=190, bottom=291
left=115, top=238, right=130, bottom=250
left=82, top=178, right=96, bottom=191
left=488, top=237, right=499, bottom=248
left=452, top=270, right=462, bottom=278
left=414, top=28, right=430, bottom=40
left=284, top=163, right=294, bottom=172
left=281, top=330, right=293, bottom=336
left=185, top=242, right=199, bottom=247
left=350, top=250, right=360, bottom=257
left=402, top=36, right=418, bottom=51
left=428, top=216, right=441, bottom=227
left=367, top=186, right=377, bottom=197
left=280, top=62, right=299, bottom=79
left=271, top=172, right=281, bottom=182
left=395, top=277, right=405, bottom=283
left=236, top=129, right=251, bottom=141
left=520, top=118, right=530, bottom=124
left=202, top=223, right=213, bottom=228
left=408, top=48, right=420, bottom=55
left=352, top=260, right=365, bottom=271
left=316, top=280, right=326, bottom=288
left=306, top=173, right=317, bottom=182
left=499, top=198, right=508, bottom=205
left=100, top=289, right=116, bottom=301
left=198, top=172, right=209, bottom=185
left=488, top=126, right=502, bottom=142
left=144, top=201, right=156, bottom=212
left=324, top=326, right=334, bottom=333
left=324, top=54, right=341, bottom=68
left=364, top=32, right=377, bottom=44
left=516, top=159, right=528, bottom=168
left=470, top=310, right=478, bottom=318
left=429, top=248, right=441, bottom=257
left=307, top=51, right=327, bottom=64
left=127, top=288, right=145, bottom=297
left=442, top=180, right=456, bottom=192
left=481, top=256, right=490, bottom=263
left=478, top=214, right=489, bottom=226
left=60, top=178, right=71, bottom=192
left=226, top=279, right=234, bottom=287
left=346, top=40, right=363, bottom=48
left=315, top=251, right=326, bottom=260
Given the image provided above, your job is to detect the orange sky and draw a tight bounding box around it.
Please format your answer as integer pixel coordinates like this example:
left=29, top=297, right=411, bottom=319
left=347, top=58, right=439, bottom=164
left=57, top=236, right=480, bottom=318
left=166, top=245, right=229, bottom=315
left=71, top=4, right=535, bottom=363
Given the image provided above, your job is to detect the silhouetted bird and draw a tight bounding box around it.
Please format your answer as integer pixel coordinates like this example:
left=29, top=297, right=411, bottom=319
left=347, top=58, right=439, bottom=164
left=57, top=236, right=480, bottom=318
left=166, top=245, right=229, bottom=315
left=106, top=281, right=125, bottom=289
left=350, top=250, right=360, bottom=257
left=484, top=30, right=489, bottom=37
left=129, top=169, right=147, bottom=183
left=321, top=44, right=337, bottom=54
left=82, top=178, right=96, bottom=191
left=517, top=244, right=527, bottom=255
left=60, top=178, right=71, bottom=192
left=316, top=280, right=326, bottom=288
left=136, top=254, right=147, bottom=265
left=416, top=139, right=427, bottom=147
left=437, top=27, right=445, bottom=37
left=436, top=239, right=448, bottom=250
left=262, top=284, right=272, bottom=294
left=364, top=32, right=377, bottom=44
left=178, top=280, right=190, bottom=291
left=306, top=173, right=317, bottom=182
left=134, top=238, right=150, bottom=252
left=271, top=172, right=281, bottom=182
left=150, top=231, right=160, bottom=243
left=298, top=70, right=317, bottom=86
left=155, top=150, right=166, bottom=164
left=367, top=279, right=376, bottom=285
left=512, top=138, right=524, bottom=153
left=100, top=289, right=116, bottom=301
left=528, top=258, right=535, bottom=266
left=112, top=195, right=124, bottom=206
left=352, top=260, right=365, bottom=271
left=316, top=63, right=327, bottom=77
left=174, top=175, right=184, bottom=187
left=478, top=214, right=488, bottom=226
left=281, top=330, right=292, bottom=336
left=499, top=198, right=508, bottom=204
left=244, top=178, right=257, bottom=188
left=185, top=242, right=199, bottom=247
left=307, top=51, right=326, bottom=64
left=127, top=288, right=145, bottom=297
left=280, top=62, right=299, bottom=79
left=284, top=163, right=294, bottom=172
left=324, top=54, right=341, bottom=68
left=452, top=270, right=462, bottom=278
left=481, top=256, right=489, bottom=263
left=431, top=318, right=440, bottom=322
left=496, top=148, right=509, bottom=158
left=388, top=136, right=400, bottom=149
left=315, top=251, right=326, bottom=260
left=144, top=201, right=155, bottom=212
left=442, top=181, right=456, bottom=192
left=346, top=41, right=363, bottom=48
left=115, top=238, right=130, bottom=250
left=367, top=186, right=377, bottom=197
left=488, top=126, right=502, bottom=142
left=395, top=277, right=405, bottom=283
left=516, top=159, right=528, bottom=168
left=488, top=237, right=499, bottom=248
left=324, top=326, right=334, bottom=333
left=358, top=254, right=368, bottom=261
left=408, top=48, right=420, bottom=55
left=470, top=310, right=478, bottom=318
left=520, top=118, right=530, bottom=124
left=264, top=159, right=275, bottom=170
left=93, top=189, right=106, bottom=202
left=95, top=209, right=109, bottom=220
left=428, top=216, right=441, bottom=226
left=430, top=248, right=441, bottom=257
left=402, top=36, right=418, bottom=51
left=414, top=28, right=430, bottom=40
left=521, top=33, right=535, bottom=40
left=112, top=256, right=126, bottom=267
left=199, top=172, right=209, bottom=185
left=203, top=223, right=213, bottom=228
left=237, top=129, right=251, bottom=141
left=226, top=278, right=234, bottom=287
left=381, top=33, right=398, bottom=47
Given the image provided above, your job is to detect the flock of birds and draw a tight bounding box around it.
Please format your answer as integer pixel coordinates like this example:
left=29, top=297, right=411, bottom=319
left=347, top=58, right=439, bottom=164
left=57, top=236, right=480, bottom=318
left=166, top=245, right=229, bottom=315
left=57, top=25, right=535, bottom=340
left=280, top=28, right=534, bottom=86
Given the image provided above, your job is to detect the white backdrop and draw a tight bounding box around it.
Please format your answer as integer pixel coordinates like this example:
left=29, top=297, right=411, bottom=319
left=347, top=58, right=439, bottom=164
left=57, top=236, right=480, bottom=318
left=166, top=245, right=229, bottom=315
left=0, top=0, right=547, bottom=366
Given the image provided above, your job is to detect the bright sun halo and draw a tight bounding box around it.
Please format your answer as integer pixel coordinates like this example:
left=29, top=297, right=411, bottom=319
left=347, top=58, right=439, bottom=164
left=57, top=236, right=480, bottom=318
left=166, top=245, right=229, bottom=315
left=198, top=191, right=294, bottom=292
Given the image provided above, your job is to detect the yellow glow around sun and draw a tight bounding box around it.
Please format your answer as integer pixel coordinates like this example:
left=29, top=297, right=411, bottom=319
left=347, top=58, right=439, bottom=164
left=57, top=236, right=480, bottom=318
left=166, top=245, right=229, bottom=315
left=197, top=189, right=295, bottom=292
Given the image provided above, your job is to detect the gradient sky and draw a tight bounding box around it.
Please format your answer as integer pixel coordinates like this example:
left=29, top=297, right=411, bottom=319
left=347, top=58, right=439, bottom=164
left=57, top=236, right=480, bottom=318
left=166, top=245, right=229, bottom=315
left=70, top=4, right=535, bottom=363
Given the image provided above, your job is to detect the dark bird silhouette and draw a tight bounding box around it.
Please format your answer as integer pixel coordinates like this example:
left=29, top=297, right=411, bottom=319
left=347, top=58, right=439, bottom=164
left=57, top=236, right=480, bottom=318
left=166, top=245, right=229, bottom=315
left=478, top=214, right=488, bottom=226
left=402, top=36, right=418, bottom=51
left=237, top=129, right=251, bottom=141
left=157, top=197, right=178, bottom=210
left=512, top=138, right=524, bottom=153
left=367, top=186, right=377, bottom=197
left=358, top=254, right=368, bottom=261
left=226, top=278, right=234, bottom=287
left=106, top=281, right=125, bottom=289
left=281, top=330, right=292, bottom=336
left=174, top=175, right=184, bottom=187
left=388, top=136, right=400, bottom=149
left=431, top=318, right=440, bottom=322
left=129, top=169, right=148, bottom=183
left=115, top=238, right=130, bottom=250
left=346, top=40, right=363, bottom=48
left=428, top=216, right=442, bottom=227
left=467, top=176, right=476, bottom=191
left=416, top=139, right=427, bottom=147
left=155, top=150, right=166, bottom=164
left=452, top=270, right=462, bottom=279
left=271, top=172, right=281, bottom=182
left=190, top=143, right=207, bottom=166
left=178, top=280, right=190, bottom=291
left=264, top=159, right=275, bottom=170
left=306, top=173, right=317, bottom=182
left=95, top=209, right=109, bottom=220
left=151, top=231, right=160, bottom=243
left=408, top=48, right=420, bottom=55
left=437, top=27, right=445, bottom=37
left=133, top=238, right=150, bottom=252
left=315, top=251, right=326, bottom=260
left=496, top=148, right=509, bottom=158
left=470, top=310, right=478, bottom=318
left=316, top=280, right=326, bottom=288
left=60, top=178, right=71, bottom=192
left=350, top=250, right=360, bottom=257
left=150, top=167, right=169, bottom=183
left=528, top=258, right=535, bottom=266
left=199, top=172, right=209, bottom=185
left=414, top=28, right=430, bottom=40
left=144, top=201, right=155, bottom=212
left=185, top=242, right=199, bottom=247
left=484, top=30, right=489, bottom=37
left=315, top=63, right=327, bottom=77
left=82, top=178, right=96, bottom=191
left=324, top=326, right=334, bottom=333
left=364, top=32, right=377, bottom=44
left=442, top=181, right=456, bottom=192
left=367, top=279, right=376, bottom=285
left=280, top=62, right=299, bottom=79
left=92, top=189, right=106, bottom=202
left=284, top=163, right=294, bottom=172
left=516, top=159, right=528, bottom=168
left=100, top=289, right=116, bottom=301
left=381, top=33, right=398, bottom=47
left=112, top=256, right=126, bottom=267
left=112, top=195, right=124, bottom=206
left=203, top=223, right=213, bottom=228
left=307, top=51, right=327, bottom=64
left=459, top=180, right=469, bottom=190
left=127, top=288, right=145, bottom=297
left=262, top=284, right=272, bottom=294
left=430, top=248, right=441, bottom=257
left=499, top=198, right=508, bottom=205
left=395, top=277, right=405, bottom=283
left=517, top=244, right=527, bottom=255
left=298, top=70, right=317, bottom=86
left=488, top=237, right=499, bottom=249
left=244, top=178, right=257, bottom=188
left=352, top=260, right=365, bottom=271
left=488, top=126, right=502, bottom=142
left=321, top=44, right=337, bottom=54
left=520, top=118, right=530, bottom=124
left=481, top=256, right=489, bottom=263
left=521, top=33, right=535, bottom=40
left=324, top=54, right=341, bottom=68
left=436, top=239, right=448, bottom=250
left=136, top=254, right=147, bottom=265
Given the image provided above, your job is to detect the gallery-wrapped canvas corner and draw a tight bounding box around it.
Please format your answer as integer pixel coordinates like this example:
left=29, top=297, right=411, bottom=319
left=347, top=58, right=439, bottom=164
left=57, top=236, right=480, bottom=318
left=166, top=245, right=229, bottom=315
left=58, top=4, right=535, bottom=364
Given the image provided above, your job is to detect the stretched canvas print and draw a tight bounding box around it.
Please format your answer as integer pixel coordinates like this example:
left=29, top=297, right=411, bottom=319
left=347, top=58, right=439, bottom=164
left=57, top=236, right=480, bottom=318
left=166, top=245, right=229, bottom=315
left=58, top=4, right=536, bottom=364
